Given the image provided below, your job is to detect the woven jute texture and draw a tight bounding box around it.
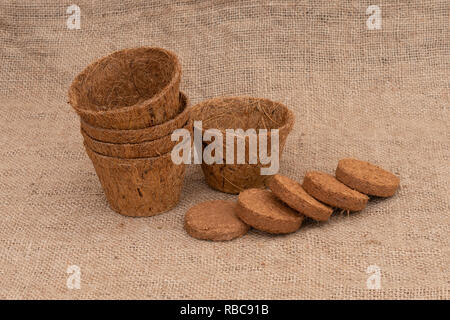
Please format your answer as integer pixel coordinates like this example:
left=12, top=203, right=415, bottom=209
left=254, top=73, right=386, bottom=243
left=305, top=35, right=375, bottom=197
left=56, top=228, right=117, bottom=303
left=0, top=0, right=448, bottom=299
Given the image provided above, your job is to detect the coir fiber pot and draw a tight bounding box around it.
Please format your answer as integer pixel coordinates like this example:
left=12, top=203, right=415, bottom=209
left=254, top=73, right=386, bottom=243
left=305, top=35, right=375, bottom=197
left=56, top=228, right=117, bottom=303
left=84, top=143, right=186, bottom=217
left=191, top=96, right=294, bottom=194
left=69, top=47, right=181, bottom=130
left=80, top=92, right=190, bottom=144
left=81, top=120, right=192, bottom=158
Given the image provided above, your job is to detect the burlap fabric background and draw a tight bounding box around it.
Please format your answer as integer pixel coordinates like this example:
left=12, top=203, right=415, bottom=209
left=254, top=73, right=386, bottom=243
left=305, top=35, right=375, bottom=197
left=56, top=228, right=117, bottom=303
left=1, top=0, right=448, bottom=299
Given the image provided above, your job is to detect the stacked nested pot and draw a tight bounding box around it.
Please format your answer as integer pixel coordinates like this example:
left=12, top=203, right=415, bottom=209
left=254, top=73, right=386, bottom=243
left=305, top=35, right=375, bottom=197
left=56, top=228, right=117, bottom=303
left=68, top=47, right=190, bottom=217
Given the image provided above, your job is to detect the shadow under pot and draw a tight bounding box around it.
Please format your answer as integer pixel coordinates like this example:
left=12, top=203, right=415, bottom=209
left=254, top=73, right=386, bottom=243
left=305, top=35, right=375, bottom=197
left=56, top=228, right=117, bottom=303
left=190, top=96, right=294, bottom=194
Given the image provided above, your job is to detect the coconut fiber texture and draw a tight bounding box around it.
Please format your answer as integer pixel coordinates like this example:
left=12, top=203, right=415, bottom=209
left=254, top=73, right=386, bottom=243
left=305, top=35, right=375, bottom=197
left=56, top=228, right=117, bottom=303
left=191, top=96, right=294, bottom=194
left=84, top=143, right=186, bottom=217
left=184, top=200, right=250, bottom=241
left=0, top=1, right=449, bottom=299
left=268, top=174, right=333, bottom=221
left=68, top=46, right=182, bottom=129
left=237, top=189, right=304, bottom=234
left=303, top=171, right=369, bottom=211
left=81, top=118, right=192, bottom=158
left=80, top=92, right=190, bottom=144
left=336, top=158, right=400, bottom=197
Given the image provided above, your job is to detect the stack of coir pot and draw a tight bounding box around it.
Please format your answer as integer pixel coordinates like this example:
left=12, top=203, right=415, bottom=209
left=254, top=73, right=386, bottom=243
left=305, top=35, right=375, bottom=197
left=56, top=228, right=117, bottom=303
left=68, top=47, right=190, bottom=217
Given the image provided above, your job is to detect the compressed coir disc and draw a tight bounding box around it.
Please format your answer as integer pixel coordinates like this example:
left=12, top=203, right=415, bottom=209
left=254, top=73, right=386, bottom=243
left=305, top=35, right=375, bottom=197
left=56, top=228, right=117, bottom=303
left=268, top=174, right=333, bottom=221
left=236, top=189, right=304, bottom=234
left=336, top=158, right=400, bottom=197
left=302, top=171, right=369, bottom=211
left=184, top=200, right=250, bottom=241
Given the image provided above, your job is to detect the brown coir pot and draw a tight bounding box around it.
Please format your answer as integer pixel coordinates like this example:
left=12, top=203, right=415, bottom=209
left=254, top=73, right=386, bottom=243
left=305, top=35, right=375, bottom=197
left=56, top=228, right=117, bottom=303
left=84, top=143, right=186, bottom=217
left=69, top=47, right=181, bottom=129
left=81, top=120, right=192, bottom=159
left=80, top=92, right=190, bottom=144
left=190, top=96, right=294, bottom=194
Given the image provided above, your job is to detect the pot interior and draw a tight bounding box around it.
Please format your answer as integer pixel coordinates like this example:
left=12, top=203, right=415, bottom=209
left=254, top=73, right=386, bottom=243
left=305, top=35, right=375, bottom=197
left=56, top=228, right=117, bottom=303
left=71, top=47, right=177, bottom=112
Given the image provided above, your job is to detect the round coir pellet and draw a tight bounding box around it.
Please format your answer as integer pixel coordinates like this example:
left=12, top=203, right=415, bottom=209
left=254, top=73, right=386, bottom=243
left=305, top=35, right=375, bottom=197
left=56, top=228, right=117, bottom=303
left=236, top=189, right=304, bottom=234
left=184, top=200, right=250, bottom=241
left=336, top=158, right=400, bottom=197
left=302, top=171, right=369, bottom=211
left=268, top=174, right=333, bottom=221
